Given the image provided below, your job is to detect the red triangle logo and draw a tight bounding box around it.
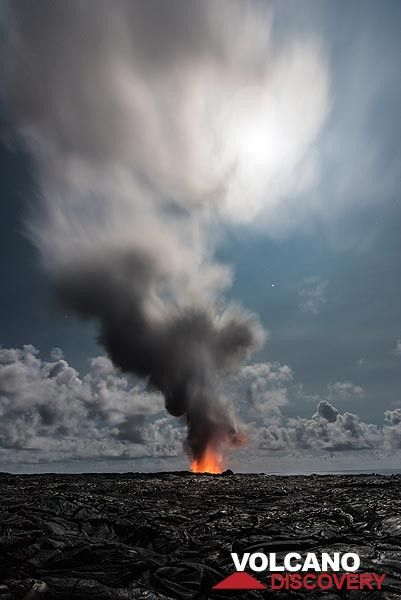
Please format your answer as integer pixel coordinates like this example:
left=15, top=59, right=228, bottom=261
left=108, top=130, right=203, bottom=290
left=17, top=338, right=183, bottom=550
left=213, top=572, right=266, bottom=590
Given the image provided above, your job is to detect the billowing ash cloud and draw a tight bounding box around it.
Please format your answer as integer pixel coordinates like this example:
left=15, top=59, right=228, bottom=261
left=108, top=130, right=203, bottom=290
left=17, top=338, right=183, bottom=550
left=56, top=254, right=261, bottom=459
left=1, top=1, right=328, bottom=462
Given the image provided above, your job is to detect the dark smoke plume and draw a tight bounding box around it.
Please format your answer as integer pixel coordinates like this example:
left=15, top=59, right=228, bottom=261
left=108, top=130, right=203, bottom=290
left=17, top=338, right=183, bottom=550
left=56, top=250, right=262, bottom=459
left=1, top=1, right=327, bottom=462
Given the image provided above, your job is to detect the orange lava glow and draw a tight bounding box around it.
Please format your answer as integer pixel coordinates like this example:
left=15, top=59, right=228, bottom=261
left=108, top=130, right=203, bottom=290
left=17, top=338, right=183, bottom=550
left=191, top=447, right=223, bottom=474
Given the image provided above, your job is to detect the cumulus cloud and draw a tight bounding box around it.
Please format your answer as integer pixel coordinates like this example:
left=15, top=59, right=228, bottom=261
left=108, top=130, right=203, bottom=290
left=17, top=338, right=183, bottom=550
left=250, top=400, right=382, bottom=453
left=0, top=345, right=184, bottom=463
left=384, top=409, right=401, bottom=426
left=240, top=362, right=293, bottom=417
left=383, top=409, right=401, bottom=450
left=235, top=360, right=391, bottom=455
left=293, top=404, right=381, bottom=452
left=314, top=399, right=338, bottom=423
left=298, top=276, right=328, bottom=314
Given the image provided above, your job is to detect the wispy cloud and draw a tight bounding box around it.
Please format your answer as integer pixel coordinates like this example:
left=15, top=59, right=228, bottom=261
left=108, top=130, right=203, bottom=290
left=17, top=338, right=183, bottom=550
left=298, top=276, right=328, bottom=314
left=326, top=381, right=364, bottom=403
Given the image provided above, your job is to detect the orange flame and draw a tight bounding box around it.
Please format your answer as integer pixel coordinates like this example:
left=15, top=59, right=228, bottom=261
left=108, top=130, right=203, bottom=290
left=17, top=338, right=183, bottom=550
left=191, top=446, right=223, bottom=474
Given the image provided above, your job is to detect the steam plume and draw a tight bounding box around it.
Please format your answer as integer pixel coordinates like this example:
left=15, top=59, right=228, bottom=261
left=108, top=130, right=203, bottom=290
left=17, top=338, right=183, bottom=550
left=1, top=1, right=328, bottom=462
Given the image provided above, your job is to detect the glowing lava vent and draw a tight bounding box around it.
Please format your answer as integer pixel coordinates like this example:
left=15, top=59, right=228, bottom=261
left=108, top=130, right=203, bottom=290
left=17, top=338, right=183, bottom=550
left=191, top=446, right=223, bottom=474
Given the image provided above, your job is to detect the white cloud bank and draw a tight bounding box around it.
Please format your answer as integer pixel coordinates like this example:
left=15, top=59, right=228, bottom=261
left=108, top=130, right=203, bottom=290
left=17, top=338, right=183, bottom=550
left=0, top=345, right=183, bottom=465
left=1, top=346, right=400, bottom=471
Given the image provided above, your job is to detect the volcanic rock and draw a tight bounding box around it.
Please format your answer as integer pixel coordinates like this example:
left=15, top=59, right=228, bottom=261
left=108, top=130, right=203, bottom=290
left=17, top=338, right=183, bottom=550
left=0, top=472, right=400, bottom=599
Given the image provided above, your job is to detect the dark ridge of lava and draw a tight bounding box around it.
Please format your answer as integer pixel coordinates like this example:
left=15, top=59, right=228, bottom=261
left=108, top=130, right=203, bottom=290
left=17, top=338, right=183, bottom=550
left=0, top=472, right=400, bottom=599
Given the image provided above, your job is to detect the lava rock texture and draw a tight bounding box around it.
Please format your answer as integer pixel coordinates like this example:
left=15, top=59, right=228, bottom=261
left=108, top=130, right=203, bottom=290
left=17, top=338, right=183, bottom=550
left=0, top=472, right=400, bottom=599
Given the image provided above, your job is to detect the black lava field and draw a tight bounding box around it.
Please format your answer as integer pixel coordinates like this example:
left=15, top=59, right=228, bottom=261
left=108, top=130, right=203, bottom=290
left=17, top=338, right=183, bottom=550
left=1, top=472, right=401, bottom=599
